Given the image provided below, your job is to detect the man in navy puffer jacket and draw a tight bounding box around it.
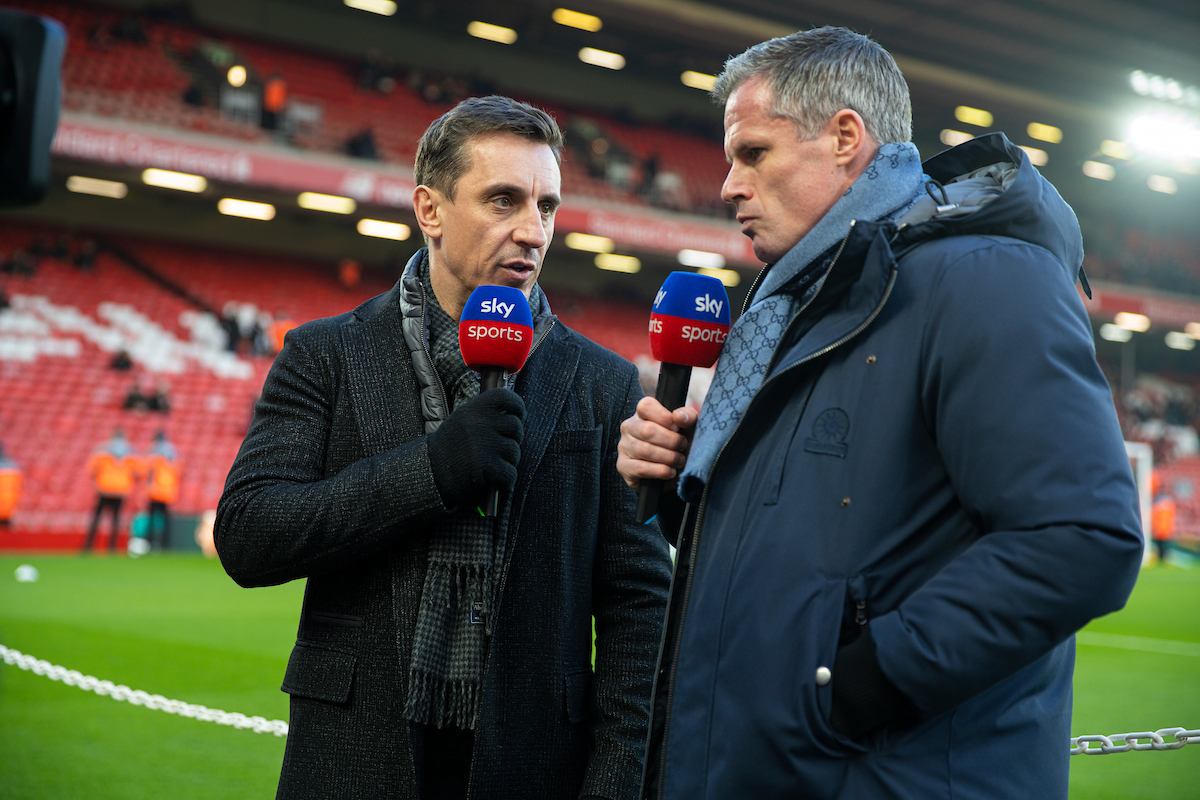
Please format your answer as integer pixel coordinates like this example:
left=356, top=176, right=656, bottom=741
left=618, top=26, right=1143, bottom=800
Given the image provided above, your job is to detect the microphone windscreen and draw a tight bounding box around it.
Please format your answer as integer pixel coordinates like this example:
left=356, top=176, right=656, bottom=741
left=459, top=285, right=535, bottom=372
left=648, top=271, right=731, bottom=368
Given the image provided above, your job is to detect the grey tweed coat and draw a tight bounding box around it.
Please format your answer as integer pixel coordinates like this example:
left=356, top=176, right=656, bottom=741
left=215, top=279, right=672, bottom=800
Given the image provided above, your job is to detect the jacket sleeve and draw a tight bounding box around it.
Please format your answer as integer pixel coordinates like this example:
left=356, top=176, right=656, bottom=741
left=869, top=238, right=1143, bottom=718
left=584, top=364, right=673, bottom=800
left=214, top=321, right=448, bottom=588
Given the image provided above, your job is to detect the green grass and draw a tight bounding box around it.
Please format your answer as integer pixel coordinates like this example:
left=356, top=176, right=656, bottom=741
left=0, top=555, right=1197, bottom=798
left=0, top=554, right=302, bottom=800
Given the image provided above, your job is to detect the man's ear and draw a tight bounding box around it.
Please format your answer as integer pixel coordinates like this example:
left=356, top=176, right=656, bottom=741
left=831, top=109, right=870, bottom=167
left=413, top=185, right=443, bottom=241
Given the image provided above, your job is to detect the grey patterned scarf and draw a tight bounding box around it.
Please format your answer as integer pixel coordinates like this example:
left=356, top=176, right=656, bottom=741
left=403, top=266, right=492, bottom=729
left=402, top=264, right=546, bottom=730
left=679, top=143, right=927, bottom=502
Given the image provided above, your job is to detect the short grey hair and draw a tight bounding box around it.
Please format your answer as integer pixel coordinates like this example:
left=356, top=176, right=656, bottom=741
left=711, top=26, right=912, bottom=144
left=415, top=95, right=563, bottom=201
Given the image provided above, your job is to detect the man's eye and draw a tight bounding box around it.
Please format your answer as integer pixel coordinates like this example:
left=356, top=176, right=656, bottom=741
left=540, top=203, right=556, bottom=215
left=494, top=196, right=512, bottom=208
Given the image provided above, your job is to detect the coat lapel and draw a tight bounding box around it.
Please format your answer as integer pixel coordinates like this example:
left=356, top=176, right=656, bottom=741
left=510, top=321, right=579, bottom=506
left=340, top=285, right=425, bottom=457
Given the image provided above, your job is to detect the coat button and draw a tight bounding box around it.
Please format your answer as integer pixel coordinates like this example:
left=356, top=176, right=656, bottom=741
left=841, top=497, right=851, bottom=507
left=866, top=355, right=876, bottom=364
left=815, top=666, right=832, bottom=686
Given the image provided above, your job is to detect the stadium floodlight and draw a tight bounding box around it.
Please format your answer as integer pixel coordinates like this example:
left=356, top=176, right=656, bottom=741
left=1165, top=332, right=1195, bottom=351
left=344, top=0, right=397, bottom=16
left=595, top=253, right=640, bottom=273
left=1019, top=146, right=1048, bottom=166
left=1127, top=111, right=1200, bottom=162
left=1114, top=312, right=1151, bottom=332
left=357, top=219, right=410, bottom=240
left=298, top=192, right=356, bottom=214
left=143, top=168, right=207, bottom=193
left=1027, top=123, right=1063, bottom=144
left=1148, top=175, right=1178, bottom=195
left=698, top=267, right=741, bottom=287
left=66, top=176, right=128, bottom=199
left=940, top=130, right=972, bottom=147
left=579, top=47, right=624, bottom=70
left=954, top=106, right=993, bottom=127
left=564, top=232, right=614, bottom=253
left=677, top=249, right=725, bottom=270
left=227, top=65, right=247, bottom=88
left=552, top=8, right=602, bottom=32
left=467, top=21, right=517, bottom=45
left=681, top=71, right=717, bottom=92
left=1099, top=324, right=1133, bottom=342
left=218, top=198, right=275, bottom=220
left=1100, top=140, right=1131, bottom=160
left=1082, top=161, right=1116, bottom=181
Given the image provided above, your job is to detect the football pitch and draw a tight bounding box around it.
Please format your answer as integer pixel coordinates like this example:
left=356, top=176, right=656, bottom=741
left=0, top=554, right=1196, bottom=799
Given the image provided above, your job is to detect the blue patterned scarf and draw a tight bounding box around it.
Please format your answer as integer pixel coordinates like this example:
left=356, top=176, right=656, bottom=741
left=679, top=143, right=926, bottom=502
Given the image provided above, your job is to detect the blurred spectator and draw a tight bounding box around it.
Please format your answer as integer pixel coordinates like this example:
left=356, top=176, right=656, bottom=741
left=261, top=73, right=288, bottom=131
left=110, top=347, right=133, bottom=371
left=268, top=310, right=298, bottom=355
left=0, top=443, right=23, bottom=528
left=220, top=302, right=240, bottom=352
left=74, top=238, right=98, bottom=271
left=356, top=50, right=396, bottom=93
left=123, top=376, right=153, bottom=411
left=1151, top=472, right=1177, bottom=565
left=338, top=257, right=362, bottom=288
left=149, top=380, right=172, bottom=413
left=83, top=429, right=139, bottom=553
left=3, top=247, right=35, bottom=277
left=346, top=129, right=378, bottom=159
left=143, top=431, right=180, bottom=551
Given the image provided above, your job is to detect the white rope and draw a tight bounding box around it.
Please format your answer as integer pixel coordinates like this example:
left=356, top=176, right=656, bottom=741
left=5, top=642, right=1198, bottom=753
left=0, top=643, right=288, bottom=736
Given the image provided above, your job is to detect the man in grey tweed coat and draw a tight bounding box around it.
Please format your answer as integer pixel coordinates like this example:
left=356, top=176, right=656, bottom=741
left=215, top=96, right=672, bottom=800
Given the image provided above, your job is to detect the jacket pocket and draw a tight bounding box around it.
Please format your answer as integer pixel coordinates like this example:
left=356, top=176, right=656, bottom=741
left=281, top=640, right=357, bottom=705
left=544, top=426, right=602, bottom=455
left=563, top=668, right=593, bottom=723
left=806, top=578, right=870, bottom=755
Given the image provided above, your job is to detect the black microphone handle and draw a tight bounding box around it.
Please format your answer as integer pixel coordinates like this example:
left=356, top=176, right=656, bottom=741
left=479, top=366, right=509, bottom=517
left=635, top=362, right=693, bottom=524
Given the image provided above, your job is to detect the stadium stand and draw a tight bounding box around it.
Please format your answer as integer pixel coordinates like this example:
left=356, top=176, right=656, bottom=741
left=10, top=0, right=729, bottom=214
left=0, top=218, right=658, bottom=546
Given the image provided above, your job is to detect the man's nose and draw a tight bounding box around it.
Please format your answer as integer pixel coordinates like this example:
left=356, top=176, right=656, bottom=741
left=514, top=202, right=548, bottom=249
left=720, top=166, right=747, bottom=206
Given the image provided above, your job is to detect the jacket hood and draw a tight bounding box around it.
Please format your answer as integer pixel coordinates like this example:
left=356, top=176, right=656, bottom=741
left=895, top=132, right=1084, bottom=285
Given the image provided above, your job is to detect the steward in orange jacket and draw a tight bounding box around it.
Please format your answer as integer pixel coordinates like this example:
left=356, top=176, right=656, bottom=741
left=144, top=432, right=180, bottom=550
left=0, top=446, right=23, bottom=526
left=83, top=431, right=139, bottom=552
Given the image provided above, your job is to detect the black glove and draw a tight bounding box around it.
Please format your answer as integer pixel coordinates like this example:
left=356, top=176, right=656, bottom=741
left=426, top=388, right=525, bottom=509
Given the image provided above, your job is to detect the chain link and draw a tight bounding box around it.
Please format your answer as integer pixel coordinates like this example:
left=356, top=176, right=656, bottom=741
left=6, top=642, right=1199, bottom=751
left=0, top=644, right=288, bottom=736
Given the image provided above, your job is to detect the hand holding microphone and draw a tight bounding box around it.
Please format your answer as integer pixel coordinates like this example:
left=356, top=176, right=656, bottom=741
left=634, top=272, right=731, bottom=523
left=442, top=284, right=533, bottom=517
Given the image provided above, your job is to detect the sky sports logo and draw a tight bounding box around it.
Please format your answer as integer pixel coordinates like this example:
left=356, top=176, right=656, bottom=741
left=648, top=317, right=727, bottom=343
left=464, top=323, right=526, bottom=342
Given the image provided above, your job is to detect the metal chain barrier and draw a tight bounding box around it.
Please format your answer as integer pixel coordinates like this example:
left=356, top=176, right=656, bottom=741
left=1072, top=728, right=1200, bottom=755
left=5, top=642, right=1199, bottom=751
left=0, top=644, right=288, bottom=737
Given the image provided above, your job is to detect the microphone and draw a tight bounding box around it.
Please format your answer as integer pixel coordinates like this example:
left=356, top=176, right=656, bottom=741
left=636, top=271, right=731, bottom=523
left=459, top=284, right=534, bottom=517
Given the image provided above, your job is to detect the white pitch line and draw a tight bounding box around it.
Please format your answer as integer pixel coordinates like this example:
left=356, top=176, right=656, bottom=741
left=1077, top=631, right=1200, bottom=658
